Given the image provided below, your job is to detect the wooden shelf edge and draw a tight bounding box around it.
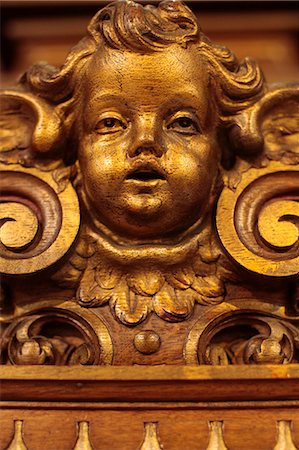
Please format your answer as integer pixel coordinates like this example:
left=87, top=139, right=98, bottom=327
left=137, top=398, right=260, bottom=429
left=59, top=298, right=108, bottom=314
left=1, top=365, right=299, bottom=403
left=1, top=364, right=299, bottom=381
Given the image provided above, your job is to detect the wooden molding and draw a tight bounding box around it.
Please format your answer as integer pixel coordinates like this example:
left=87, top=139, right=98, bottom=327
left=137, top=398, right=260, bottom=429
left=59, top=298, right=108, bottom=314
left=1, top=365, right=299, bottom=403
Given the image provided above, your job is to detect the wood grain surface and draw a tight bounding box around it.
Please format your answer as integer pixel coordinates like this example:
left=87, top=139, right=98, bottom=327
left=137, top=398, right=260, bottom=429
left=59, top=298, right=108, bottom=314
left=1, top=365, right=299, bottom=450
left=1, top=365, right=299, bottom=402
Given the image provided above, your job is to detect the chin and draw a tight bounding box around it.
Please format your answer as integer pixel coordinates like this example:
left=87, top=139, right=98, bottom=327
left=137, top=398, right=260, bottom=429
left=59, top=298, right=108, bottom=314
left=124, top=194, right=163, bottom=217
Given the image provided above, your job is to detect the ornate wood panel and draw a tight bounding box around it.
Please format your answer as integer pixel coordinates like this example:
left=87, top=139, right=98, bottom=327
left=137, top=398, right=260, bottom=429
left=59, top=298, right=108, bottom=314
left=1, top=366, right=299, bottom=450
left=0, top=1, right=298, bottom=448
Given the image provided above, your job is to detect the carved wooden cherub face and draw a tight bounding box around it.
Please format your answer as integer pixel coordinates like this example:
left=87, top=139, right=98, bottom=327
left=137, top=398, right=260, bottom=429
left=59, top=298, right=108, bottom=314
left=78, top=45, right=219, bottom=240
left=0, top=0, right=273, bottom=324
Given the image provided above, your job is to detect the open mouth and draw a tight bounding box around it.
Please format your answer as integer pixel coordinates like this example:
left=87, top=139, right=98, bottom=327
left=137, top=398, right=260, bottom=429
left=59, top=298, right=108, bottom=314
left=126, top=164, right=166, bottom=183
left=128, top=169, right=164, bottom=182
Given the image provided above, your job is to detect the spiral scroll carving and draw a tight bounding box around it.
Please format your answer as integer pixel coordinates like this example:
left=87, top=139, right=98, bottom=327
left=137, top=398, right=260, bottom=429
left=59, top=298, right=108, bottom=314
left=185, top=304, right=299, bottom=365
left=0, top=166, right=80, bottom=274
left=217, top=163, right=299, bottom=277
left=0, top=302, right=113, bottom=365
left=201, top=315, right=298, bottom=365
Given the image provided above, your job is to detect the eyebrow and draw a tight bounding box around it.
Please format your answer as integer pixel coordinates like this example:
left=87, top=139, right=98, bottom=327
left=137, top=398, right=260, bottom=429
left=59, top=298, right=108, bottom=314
left=85, top=90, right=208, bottom=120
left=85, top=92, right=130, bottom=110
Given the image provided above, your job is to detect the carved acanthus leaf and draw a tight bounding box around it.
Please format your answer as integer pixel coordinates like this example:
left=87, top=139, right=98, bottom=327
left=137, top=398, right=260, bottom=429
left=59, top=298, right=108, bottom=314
left=74, top=227, right=225, bottom=325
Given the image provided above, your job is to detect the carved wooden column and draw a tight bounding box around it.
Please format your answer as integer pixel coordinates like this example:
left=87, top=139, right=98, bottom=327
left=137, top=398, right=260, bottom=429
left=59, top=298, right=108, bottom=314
left=0, top=1, right=298, bottom=448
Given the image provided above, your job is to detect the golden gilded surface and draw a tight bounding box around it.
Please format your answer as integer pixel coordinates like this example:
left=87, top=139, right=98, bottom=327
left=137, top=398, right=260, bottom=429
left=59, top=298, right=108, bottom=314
left=139, top=423, right=162, bottom=450
left=274, top=421, right=298, bottom=450
left=6, top=421, right=27, bottom=450
left=0, top=164, right=80, bottom=275
left=73, top=422, right=93, bottom=450
left=0, top=0, right=298, bottom=365
left=206, top=422, right=228, bottom=450
left=217, top=162, right=299, bottom=277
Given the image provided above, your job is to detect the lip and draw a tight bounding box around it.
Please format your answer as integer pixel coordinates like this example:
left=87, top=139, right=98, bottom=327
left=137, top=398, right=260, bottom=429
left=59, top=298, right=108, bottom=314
left=125, top=160, right=166, bottom=185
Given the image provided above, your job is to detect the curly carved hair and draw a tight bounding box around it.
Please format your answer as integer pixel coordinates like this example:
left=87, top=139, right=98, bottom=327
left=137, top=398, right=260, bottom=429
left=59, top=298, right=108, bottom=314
left=21, top=0, right=265, bottom=117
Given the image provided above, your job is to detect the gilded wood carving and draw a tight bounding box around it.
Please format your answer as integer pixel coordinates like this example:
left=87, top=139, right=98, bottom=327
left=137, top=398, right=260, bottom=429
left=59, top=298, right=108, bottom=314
left=0, top=0, right=298, bottom=366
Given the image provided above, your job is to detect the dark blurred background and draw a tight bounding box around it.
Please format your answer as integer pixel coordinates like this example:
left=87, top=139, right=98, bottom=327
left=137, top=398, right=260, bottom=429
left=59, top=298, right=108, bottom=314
left=1, top=0, right=299, bottom=87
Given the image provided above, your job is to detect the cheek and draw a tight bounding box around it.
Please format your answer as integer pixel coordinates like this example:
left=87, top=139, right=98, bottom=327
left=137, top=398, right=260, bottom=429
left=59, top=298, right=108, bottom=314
left=79, top=134, right=127, bottom=176
left=169, top=142, right=218, bottom=197
left=78, top=141, right=114, bottom=201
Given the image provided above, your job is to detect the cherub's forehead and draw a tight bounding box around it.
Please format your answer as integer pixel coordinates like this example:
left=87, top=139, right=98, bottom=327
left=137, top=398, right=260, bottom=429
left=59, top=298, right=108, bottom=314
left=86, top=45, right=207, bottom=82
left=82, top=45, right=210, bottom=116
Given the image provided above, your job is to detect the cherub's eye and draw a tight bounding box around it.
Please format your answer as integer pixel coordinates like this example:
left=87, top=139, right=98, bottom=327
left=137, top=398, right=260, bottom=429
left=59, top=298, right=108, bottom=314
left=95, top=117, right=127, bottom=134
left=167, top=115, right=200, bottom=135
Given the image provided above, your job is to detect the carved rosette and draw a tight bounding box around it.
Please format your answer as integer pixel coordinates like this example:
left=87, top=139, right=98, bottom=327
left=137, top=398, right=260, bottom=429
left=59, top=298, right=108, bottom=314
left=0, top=165, right=80, bottom=275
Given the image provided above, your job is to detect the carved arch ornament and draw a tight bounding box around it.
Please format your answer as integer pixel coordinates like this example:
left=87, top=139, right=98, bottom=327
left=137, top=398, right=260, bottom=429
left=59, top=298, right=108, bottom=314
left=0, top=0, right=298, bottom=366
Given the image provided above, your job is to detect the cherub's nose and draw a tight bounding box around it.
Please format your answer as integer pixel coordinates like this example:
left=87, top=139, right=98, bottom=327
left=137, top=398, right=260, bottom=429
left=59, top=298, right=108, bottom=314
left=127, top=116, right=164, bottom=158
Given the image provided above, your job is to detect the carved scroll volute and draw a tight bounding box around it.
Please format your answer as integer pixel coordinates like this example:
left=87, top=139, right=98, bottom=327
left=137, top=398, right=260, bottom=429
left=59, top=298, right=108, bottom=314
left=0, top=87, right=80, bottom=275
left=217, top=162, right=299, bottom=277
left=0, top=165, right=80, bottom=275
left=217, top=87, right=299, bottom=278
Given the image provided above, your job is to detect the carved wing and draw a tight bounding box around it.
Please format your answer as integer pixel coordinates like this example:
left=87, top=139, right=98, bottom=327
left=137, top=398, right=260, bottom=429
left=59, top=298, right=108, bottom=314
left=217, top=85, right=299, bottom=278
left=0, top=90, right=80, bottom=275
left=0, top=89, right=66, bottom=166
